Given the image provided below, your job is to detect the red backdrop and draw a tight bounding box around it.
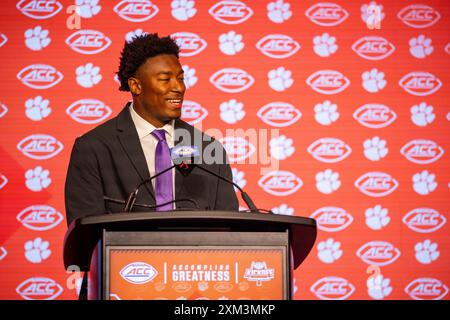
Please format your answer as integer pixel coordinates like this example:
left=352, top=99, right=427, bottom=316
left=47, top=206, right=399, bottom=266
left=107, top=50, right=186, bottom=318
left=0, top=0, right=449, bottom=300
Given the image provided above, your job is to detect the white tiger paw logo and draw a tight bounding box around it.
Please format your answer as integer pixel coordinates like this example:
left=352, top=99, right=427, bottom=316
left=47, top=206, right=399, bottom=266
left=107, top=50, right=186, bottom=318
left=267, top=0, right=292, bottom=23
left=219, top=99, right=245, bottom=124
left=268, top=67, right=293, bottom=92
left=171, top=0, right=197, bottom=21
left=24, top=237, right=51, bottom=263
left=25, top=26, right=51, bottom=51
left=219, top=31, right=244, bottom=55
left=411, top=102, right=435, bottom=127
left=25, top=96, right=51, bottom=121
left=409, top=35, right=433, bottom=59
left=313, top=33, right=338, bottom=57
left=362, top=68, right=386, bottom=93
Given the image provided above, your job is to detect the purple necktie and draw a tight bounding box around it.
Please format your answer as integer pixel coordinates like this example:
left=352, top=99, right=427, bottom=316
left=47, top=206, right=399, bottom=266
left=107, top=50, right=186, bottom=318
left=151, top=129, right=173, bottom=211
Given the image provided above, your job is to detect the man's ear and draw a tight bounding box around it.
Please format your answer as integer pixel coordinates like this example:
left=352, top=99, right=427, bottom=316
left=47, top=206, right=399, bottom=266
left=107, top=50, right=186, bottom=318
left=128, top=77, right=142, bottom=95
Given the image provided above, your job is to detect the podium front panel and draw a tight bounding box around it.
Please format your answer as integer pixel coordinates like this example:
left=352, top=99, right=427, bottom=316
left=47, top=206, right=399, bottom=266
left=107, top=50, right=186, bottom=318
left=102, top=231, right=290, bottom=300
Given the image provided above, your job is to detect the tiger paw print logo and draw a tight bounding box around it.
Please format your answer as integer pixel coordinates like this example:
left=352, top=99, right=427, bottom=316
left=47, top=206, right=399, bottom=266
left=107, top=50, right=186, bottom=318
left=243, top=261, right=274, bottom=286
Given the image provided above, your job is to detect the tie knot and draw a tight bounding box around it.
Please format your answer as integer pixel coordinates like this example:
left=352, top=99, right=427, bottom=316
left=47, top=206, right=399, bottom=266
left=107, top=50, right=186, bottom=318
left=152, top=129, right=166, bottom=142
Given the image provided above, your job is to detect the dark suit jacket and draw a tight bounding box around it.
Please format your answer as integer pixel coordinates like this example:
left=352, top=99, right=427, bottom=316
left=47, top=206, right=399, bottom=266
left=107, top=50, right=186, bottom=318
left=65, top=103, right=239, bottom=226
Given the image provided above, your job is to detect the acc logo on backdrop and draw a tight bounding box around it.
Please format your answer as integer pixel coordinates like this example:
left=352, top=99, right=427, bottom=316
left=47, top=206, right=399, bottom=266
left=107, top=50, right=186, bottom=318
left=310, top=207, right=353, bottom=232
left=400, top=139, right=444, bottom=164
left=120, top=262, right=158, bottom=284
left=113, top=0, right=159, bottom=22
left=0, top=174, right=8, bottom=190
left=0, top=33, right=7, bottom=48
left=181, top=100, right=208, bottom=125
left=355, top=172, right=398, bottom=197
left=219, top=136, right=255, bottom=162
left=17, top=64, right=63, bottom=89
left=66, top=99, right=112, bottom=124
left=16, top=277, right=63, bottom=300
left=353, top=104, right=397, bottom=129
left=0, top=103, right=8, bottom=118
left=256, top=34, right=300, bottom=59
left=65, top=30, right=111, bottom=55
left=16, top=0, right=63, bottom=19
left=209, top=0, right=253, bottom=25
left=399, top=72, right=442, bottom=96
left=306, top=70, right=350, bottom=94
left=171, top=32, right=207, bottom=57
left=356, top=241, right=401, bottom=266
left=17, top=205, right=63, bottom=231
left=403, top=208, right=446, bottom=233
left=397, top=4, right=441, bottom=28
left=310, top=276, right=355, bottom=300
left=352, top=36, right=395, bottom=60
left=307, top=138, right=351, bottom=163
left=258, top=171, right=303, bottom=196
left=305, top=3, right=349, bottom=27
left=210, top=68, right=254, bottom=93
left=257, top=102, right=301, bottom=127
left=405, top=278, right=448, bottom=300
left=17, top=134, right=63, bottom=160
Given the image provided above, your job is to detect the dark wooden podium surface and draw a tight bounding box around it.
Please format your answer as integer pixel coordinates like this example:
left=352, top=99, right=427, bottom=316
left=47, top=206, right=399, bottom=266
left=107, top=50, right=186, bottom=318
left=64, top=211, right=317, bottom=271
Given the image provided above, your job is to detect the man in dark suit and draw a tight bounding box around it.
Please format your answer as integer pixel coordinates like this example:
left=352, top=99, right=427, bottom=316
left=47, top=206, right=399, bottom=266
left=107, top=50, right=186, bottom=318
left=65, top=33, right=238, bottom=226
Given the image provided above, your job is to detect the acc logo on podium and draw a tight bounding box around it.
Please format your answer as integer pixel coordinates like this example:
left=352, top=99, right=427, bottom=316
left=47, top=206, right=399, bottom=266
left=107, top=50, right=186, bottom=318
left=120, top=262, right=158, bottom=284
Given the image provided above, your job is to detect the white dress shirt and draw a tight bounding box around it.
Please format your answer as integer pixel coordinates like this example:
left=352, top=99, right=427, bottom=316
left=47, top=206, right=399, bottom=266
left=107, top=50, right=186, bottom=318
left=129, top=103, right=176, bottom=208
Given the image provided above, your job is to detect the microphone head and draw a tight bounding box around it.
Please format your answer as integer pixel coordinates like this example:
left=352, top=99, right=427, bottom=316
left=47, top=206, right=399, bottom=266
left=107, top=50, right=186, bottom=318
left=171, top=145, right=200, bottom=164
left=171, top=145, right=199, bottom=176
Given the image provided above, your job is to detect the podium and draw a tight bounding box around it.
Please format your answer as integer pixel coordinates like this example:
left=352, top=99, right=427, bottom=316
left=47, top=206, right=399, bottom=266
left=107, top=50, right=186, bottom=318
left=63, top=211, right=316, bottom=300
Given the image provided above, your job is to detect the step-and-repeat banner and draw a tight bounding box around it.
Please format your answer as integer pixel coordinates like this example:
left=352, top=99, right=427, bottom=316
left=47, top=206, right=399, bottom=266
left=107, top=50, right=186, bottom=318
left=0, top=0, right=449, bottom=300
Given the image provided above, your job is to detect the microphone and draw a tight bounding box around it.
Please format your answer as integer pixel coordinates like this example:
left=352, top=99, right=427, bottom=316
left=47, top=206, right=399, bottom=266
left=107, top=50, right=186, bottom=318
left=123, top=164, right=176, bottom=212
left=105, top=196, right=199, bottom=211
left=171, top=145, right=259, bottom=213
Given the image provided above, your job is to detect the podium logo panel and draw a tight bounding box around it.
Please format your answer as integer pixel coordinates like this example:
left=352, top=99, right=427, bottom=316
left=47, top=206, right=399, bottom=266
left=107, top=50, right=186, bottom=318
left=109, top=248, right=284, bottom=300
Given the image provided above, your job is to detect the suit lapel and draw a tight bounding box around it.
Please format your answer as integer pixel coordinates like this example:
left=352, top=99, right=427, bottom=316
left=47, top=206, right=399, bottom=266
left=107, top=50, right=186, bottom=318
left=116, top=102, right=155, bottom=199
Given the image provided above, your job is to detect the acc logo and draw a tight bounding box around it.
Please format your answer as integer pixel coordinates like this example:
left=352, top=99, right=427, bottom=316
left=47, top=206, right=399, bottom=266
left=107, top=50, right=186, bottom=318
left=0, top=103, right=8, bottom=118
left=113, top=0, right=159, bottom=22
left=258, top=170, right=303, bottom=196
left=307, top=138, right=351, bottom=163
left=355, top=172, right=398, bottom=197
left=66, top=30, right=111, bottom=55
left=397, top=4, right=441, bottom=29
left=0, top=33, right=7, bottom=48
left=310, top=207, right=353, bottom=232
left=16, top=277, right=63, bottom=300
left=305, top=3, right=349, bottom=27
left=66, top=99, right=112, bottom=124
left=17, top=205, right=63, bottom=231
left=16, top=0, right=63, bottom=19
left=0, top=174, right=8, bottom=190
left=219, top=136, right=255, bottom=162
left=0, top=247, right=6, bottom=261
left=353, top=104, right=397, bottom=129
left=352, top=36, right=395, bottom=60
left=403, top=208, right=446, bottom=233
left=256, top=34, right=300, bottom=59
left=405, top=278, right=448, bottom=300
left=171, top=32, right=207, bottom=57
left=243, top=262, right=274, bottom=286
left=257, top=102, right=301, bottom=127
left=210, top=68, right=254, bottom=93
left=310, top=276, right=355, bottom=300
left=17, top=64, right=63, bottom=89
left=17, top=134, right=63, bottom=160
left=120, top=262, right=158, bottom=284
left=356, top=241, right=401, bottom=266
left=306, top=70, right=350, bottom=95
left=400, top=139, right=444, bottom=164
left=181, top=100, right=208, bottom=125
left=399, top=72, right=442, bottom=96
left=209, top=1, right=253, bottom=25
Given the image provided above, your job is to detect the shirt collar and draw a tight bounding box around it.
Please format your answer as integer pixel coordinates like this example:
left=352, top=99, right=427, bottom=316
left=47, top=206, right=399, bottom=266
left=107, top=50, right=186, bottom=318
left=129, top=102, right=174, bottom=140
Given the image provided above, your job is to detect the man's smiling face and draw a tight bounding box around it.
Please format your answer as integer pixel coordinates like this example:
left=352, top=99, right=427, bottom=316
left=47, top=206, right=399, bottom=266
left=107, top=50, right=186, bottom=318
left=131, top=54, right=185, bottom=127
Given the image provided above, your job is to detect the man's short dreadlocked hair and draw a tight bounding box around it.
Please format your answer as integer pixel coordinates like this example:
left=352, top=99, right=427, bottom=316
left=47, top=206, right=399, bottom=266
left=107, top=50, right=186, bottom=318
left=117, top=33, right=180, bottom=92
